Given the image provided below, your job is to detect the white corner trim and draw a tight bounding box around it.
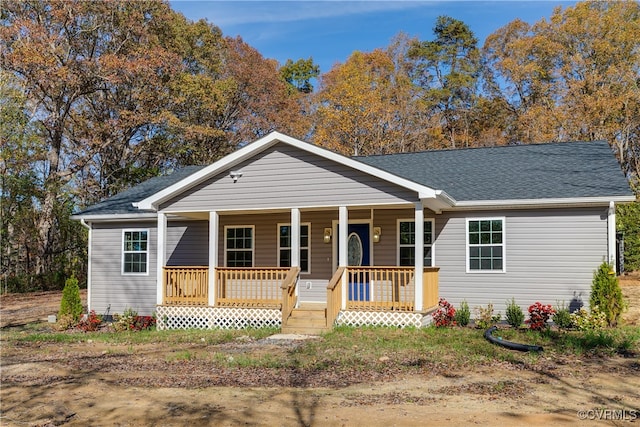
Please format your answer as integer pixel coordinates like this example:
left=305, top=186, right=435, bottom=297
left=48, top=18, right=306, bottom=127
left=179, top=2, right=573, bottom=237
left=607, top=201, right=616, bottom=273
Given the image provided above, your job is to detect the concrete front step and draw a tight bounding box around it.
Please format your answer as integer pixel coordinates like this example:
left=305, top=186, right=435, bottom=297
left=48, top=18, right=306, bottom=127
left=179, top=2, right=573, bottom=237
left=281, top=325, right=330, bottom=335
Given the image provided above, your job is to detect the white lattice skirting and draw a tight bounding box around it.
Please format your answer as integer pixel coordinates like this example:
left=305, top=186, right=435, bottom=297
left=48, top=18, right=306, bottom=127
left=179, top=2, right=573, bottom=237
left=336, top=311, right=429, bottom=328
left=156, top=305, right=281, bottom=330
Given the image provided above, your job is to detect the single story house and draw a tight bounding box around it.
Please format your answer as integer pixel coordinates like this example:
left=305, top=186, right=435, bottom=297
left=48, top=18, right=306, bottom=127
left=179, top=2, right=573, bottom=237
left=73, top=132, right=635, bottom=332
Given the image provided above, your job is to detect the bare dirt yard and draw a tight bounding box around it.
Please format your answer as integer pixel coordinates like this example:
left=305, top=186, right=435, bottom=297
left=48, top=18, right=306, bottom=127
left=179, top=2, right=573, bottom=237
left=1, top=278, right=639, bottom=427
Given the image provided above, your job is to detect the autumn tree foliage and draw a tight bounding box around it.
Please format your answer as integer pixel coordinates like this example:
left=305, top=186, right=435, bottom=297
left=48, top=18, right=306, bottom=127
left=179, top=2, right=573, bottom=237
left=483, top=1, right=640, bottom=186
left=313, top=47, right=422, bottom=156
left=0, top=0, right=309, bottom=290
left=2, top=0, right=639, bottom=291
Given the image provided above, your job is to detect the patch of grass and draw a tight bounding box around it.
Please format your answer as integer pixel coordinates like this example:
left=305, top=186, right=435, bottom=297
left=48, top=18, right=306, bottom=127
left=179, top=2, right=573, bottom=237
left=167, top=350, right=195, bottom=362
left=4, top=323, right=637, bottom=371
left=4, top=325, right=279, bottom=345
left=487, top=326, right=640, bottom=356
left=225, top=353, right=286, bottom=368
left=556, top=326, right=640, bottom=355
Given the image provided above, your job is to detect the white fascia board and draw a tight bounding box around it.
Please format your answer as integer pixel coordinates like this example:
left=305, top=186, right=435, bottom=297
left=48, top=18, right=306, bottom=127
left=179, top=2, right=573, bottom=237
left=421, top=190, right=456, bottom=214
left=134, top=131, right=440, bottom=210
left=71, top=213, right=158, bottom=222
left=452, top=195, right=636, bottom=210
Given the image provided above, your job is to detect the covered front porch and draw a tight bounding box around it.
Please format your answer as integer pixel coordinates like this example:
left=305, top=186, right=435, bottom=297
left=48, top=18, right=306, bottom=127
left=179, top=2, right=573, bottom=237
left=156, top=264, right=439, bottom=331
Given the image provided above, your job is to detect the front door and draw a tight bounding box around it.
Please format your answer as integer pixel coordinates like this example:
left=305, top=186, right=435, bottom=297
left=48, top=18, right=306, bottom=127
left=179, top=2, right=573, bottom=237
left=346, top=223, right=371, bottom=301
left=347, top=223, right=370, bottom=267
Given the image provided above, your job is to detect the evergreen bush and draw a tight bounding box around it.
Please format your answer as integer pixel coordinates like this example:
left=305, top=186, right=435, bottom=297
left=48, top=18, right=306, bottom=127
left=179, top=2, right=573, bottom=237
left=505, top=298, right=525, bottom=328
left=58, top=275, right=83, bottom=322
left=590, top=262, right=625, bottom=327
left=616, top=201, right=640, bottom=272
left=553, top=302, right=573, bottom=329
left=454, top=300, right=470, bottom=327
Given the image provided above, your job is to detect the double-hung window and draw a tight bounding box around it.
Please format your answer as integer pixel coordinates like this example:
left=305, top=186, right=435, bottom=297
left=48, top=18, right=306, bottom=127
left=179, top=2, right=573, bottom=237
left=467, top=218, right=505, bottom=272
left=398, top=220, right=434, bottom=267
left=122, top=230, right=149, bottom=274
left=225, top=226, right=254, bottom=267
left=278, top=223, right=310, bottom=273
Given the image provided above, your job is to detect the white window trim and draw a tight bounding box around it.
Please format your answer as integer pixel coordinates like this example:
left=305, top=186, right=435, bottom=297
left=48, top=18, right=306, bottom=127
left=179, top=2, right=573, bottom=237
left=396, top=218, right=435, bottom=267
left=465, top=217, right=506, bottom=273
left=277, top=222, right=311, bottom=274
left=224, top=225, right=255, bottom=267
left=121, top=229, right=150, bottom=276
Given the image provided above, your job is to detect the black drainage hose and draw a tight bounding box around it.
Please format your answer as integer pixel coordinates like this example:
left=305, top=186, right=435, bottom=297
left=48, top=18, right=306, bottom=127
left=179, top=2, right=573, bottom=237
left=484, top=326, right=544, bottom=352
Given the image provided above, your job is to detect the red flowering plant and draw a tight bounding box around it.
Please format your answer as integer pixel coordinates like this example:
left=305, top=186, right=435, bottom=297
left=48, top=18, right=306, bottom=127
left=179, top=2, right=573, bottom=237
left=527, top=302, right=555, bottom=331
left=433, top=298, right=457, bottom=327
left=78, top=310, right=102, bottom=332
left=132, top=315, right=156, bottom=331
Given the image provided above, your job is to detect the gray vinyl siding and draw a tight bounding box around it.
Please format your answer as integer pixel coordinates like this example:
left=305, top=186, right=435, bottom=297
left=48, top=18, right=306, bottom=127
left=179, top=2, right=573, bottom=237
left=434, top=207, right=608, bottom=315
left=90, top=221, right=157, bottom=316
left=217, top=211, right=335, bottom=277
left=89, top=207, right=608, bottom=314
left=166, top=220, right=209, bottom=266
left=160, top=143, right=417, bottom=212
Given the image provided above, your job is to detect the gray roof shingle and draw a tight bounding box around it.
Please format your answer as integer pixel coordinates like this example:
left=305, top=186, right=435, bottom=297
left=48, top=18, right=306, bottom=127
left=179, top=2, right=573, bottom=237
left=355, top=140, right=633, bottom=201
left=74, top=165, right=206, bottom=216
left=77, top=140, right=633, bottom=217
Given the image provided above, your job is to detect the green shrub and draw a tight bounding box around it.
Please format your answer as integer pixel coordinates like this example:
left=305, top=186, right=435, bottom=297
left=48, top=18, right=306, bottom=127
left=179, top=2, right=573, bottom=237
left=58, top=275, right=83, bottom=322
left=55, top=313, right=76, bottom=331
left=505, top=298, right=525, bottom=328
left=474, top=303, right=500, bottom=329
left=553, top=302, right=573, bottom=329
left=113, top=307, right=138, bottom=332
left=617, top=201, right=640, bottom=272
left=454, top=300, right=470, bottom=327
left=571, top=307, right=607, bottom=331
left=590, top=262, right=625, bottom=327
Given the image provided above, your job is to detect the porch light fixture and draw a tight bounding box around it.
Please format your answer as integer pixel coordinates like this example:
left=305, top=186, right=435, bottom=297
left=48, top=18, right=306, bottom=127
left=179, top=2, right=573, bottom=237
left=229, top=171, right=243, bottom=183
left=373, top=227, right=382, bottom=243
left=323, top=228, right=332, bottom=243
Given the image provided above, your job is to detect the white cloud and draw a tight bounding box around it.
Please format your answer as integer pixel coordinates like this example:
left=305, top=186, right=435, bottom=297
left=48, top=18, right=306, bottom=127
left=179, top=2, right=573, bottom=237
left=172, top=1, right=433, bottom=27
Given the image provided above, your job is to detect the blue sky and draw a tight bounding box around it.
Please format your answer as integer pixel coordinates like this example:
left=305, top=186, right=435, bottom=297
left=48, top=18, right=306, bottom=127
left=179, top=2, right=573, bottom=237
left=170, top=1, right=577, bottom=73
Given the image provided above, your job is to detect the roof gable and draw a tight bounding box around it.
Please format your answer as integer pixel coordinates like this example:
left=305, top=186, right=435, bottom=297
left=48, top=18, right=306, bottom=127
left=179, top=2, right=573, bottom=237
left=134, top=132, right=443, bottom=210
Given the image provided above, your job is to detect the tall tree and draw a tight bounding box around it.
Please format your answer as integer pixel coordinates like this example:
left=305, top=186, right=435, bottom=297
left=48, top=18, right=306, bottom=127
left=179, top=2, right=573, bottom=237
left=408, top=16, right=482, bottom=148
left=0, top=71, right=41, bottom=289
left=547, top=1, right=640, bottom=186
left=313, top=48, right=419, bottom=156
left=222, top=36, right=311, bottom=145
left=483, top=1, right=640, bottom=187
left=1, top=0, right=184, bottom=276
left=483, top=19, right=561, bottom=143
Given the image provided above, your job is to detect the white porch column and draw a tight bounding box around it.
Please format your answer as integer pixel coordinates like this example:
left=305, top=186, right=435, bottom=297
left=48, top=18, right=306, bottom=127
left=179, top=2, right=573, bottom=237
left=156, top=212, right=167, bottom=305
left=607, top=201, right=617, bottom=273
left=208, top=211, right=219, bottom=306
left=338, top=206, right=348, bottom=267
left=414, top=202, right=424, bottom=311
left=291, top=208, right=301, bottom=268
left=339, top=206, right=348, bottom=309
